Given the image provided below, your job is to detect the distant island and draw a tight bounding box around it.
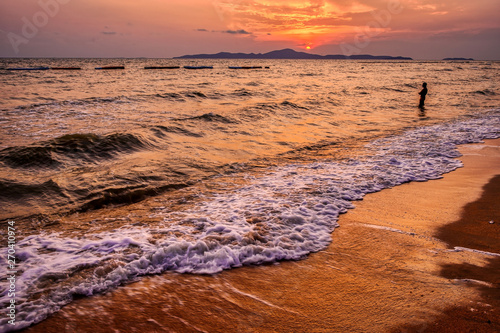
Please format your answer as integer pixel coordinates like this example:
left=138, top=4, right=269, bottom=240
left=175, top=48, right=413, bottom=60
left=442, top=57, right=474, bottom=61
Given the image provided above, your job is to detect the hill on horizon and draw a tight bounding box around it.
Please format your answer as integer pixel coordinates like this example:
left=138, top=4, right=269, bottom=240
left=175, top=48, right=413, bottom=60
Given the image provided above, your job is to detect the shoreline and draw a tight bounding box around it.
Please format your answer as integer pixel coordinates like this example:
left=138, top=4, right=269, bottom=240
left=22, top=138, right=500, bottom=332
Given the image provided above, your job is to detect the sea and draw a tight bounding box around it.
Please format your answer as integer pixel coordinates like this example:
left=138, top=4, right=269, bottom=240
left=0, top=58, right=499, bottom=331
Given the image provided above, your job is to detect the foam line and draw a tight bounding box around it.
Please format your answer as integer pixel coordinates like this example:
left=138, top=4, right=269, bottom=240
left=451, top=246, right=500, bottom=257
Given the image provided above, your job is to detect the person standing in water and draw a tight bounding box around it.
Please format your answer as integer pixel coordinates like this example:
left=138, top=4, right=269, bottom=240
left=418, top=82, right=428, bottom=108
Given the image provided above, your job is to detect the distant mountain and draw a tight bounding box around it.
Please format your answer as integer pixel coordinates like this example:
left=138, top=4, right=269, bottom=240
left=442, top=57, right=474, bottom=61
left=175, top=48, right=413, bottom=60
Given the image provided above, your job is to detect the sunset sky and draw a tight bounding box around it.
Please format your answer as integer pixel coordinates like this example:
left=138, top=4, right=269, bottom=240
left=1, top=0, right=499, bottom=59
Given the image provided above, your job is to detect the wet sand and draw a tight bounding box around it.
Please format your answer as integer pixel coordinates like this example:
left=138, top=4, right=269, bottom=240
left=24, top=139, right=500, bottom=333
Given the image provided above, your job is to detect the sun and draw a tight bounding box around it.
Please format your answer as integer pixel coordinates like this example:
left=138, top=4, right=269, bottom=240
left=306, top=45, right=311, bottom=50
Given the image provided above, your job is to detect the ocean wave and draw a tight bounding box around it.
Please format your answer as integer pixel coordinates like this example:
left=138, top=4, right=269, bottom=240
left=0, top=179, right=68, bottom=221
left=280, top=100, right=309, bottom=110
left=382, top=87, right=407, bottom=93
left=1, top=110, right=499, bottom=331
left=0, top=145, right=60, bottom=169
left=239, top=100, right=313, bottom=120
left=473, top=89, right=496, bottom=96
left=0, top=123, right=219, bottom=220
left=154, top=90, right=221, bottom=100
left=172, top=112, right=237, bottom=124
left=150, top=125, right=204, bottom=138
left=0, top=179, right=64, bottom=201
left=78, top=182, right=189, bottom=212
left=14, top=96, right=132, bottom=111
left=404, top=83, right=417, bottom=89
left=0, top=133, right=147, bottom=169
left=0, top=175, right=193, bottom=221
left=10, top=89, right=242, bottom=113
left=231, top=88, right=253, bottom=97
left=154, top=92, right=186, bottom=101
left=184, top=91, right=208, bottom=98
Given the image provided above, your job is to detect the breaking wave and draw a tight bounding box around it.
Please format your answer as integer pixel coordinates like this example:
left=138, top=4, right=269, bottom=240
left=0, top=133, right=148, bottom=169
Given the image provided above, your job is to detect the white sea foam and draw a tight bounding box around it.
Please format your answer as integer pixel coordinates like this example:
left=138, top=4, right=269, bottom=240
left=451, top=246, right=500, bottom=257
left=1, top=110, right=499, bottom=331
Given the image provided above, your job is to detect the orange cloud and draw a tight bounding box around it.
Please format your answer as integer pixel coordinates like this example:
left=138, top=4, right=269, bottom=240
left=213, top=0, right=381, bottom=48
left=211, top=0, right=500, bottom=50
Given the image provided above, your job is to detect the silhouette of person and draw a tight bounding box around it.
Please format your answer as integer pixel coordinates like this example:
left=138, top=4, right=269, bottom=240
left=418, top=82, right=427, bottom=108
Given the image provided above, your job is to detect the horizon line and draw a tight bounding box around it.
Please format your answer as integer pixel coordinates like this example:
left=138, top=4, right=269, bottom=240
left=2, top=57, right=497, bottom=61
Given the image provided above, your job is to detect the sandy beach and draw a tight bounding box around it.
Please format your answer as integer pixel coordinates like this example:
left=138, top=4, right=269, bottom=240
left=22, top=138, right=499, bottom=333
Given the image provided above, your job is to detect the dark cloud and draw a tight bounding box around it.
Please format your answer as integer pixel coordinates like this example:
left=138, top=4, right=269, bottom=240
left=196, top=28, right=252, bottom=35
left=222, top=29, right=251, bottom=34
left=101, top=31, right=117, bottom=35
